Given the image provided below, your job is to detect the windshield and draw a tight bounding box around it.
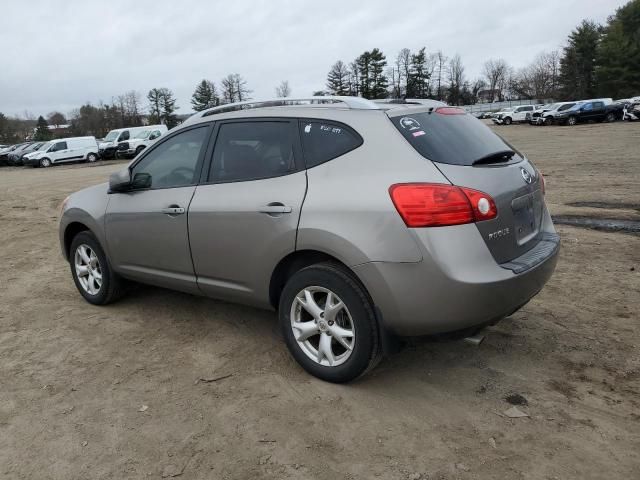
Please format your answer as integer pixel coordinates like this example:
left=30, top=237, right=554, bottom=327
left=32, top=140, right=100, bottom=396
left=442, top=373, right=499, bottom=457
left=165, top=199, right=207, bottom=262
left=558, top=103, right=576, bottom=111
left=391, top=109, right=522, bottom=166
left=134, top=130, right=151, bottom=140
left=502, top=107, right=515, bottom=112
left=104, top=131, right=119, bottom=142
left=543, top=103, right=559, bottom=110
left=38, top=142, right=52, bottom=151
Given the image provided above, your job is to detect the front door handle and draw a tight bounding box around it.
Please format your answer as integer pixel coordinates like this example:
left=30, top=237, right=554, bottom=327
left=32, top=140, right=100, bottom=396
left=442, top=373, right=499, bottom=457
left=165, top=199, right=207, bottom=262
left=161, top=205, right=185, bottom=215
left=259, top=203, right=292, bottom=215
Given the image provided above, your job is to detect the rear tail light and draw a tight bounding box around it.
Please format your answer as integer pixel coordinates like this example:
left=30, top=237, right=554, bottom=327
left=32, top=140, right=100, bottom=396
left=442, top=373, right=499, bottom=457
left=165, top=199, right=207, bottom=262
left=389, top=183, right=497, bottom=227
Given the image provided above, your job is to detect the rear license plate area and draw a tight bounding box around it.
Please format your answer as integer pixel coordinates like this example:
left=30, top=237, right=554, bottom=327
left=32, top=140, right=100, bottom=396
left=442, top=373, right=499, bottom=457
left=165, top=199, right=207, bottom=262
left=512, top=191, right=543, bottom=245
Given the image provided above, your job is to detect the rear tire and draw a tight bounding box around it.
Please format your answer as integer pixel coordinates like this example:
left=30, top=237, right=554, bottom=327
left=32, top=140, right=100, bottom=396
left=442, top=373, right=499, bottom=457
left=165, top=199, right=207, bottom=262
left=135, top=146, right=145, bottom=156
left=87, top=152, right=98, bottom=163
left=279, top=262, right=382, bottom=383
left=605, top=112, right=615, bottom=123
left=69, top=231, right=125, bottom=305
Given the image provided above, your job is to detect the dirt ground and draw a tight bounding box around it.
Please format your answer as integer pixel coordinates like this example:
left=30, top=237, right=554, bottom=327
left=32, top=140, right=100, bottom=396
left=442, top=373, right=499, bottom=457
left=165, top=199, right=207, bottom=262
left=0, top=122, right=638, bottom=480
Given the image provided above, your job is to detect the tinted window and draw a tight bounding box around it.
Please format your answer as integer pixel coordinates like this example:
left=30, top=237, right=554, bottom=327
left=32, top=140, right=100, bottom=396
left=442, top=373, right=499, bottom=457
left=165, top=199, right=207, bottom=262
left=523, top=106, right=533, bottom=111
left=391, top=110, right=520, bottom=166
left=132, top=126, right=208, bottom=189
left=54, top=142, right=67, bottom=151
left=583, top=103, right=593, bottom=111
left=558, top=103, right=575, bottom=111
left=299, top=121, right=362, bottom=168
left=119, top=131, right=130, bottom=141
left=594, top=101, right=604, bottom=109
left=209, top=121, right=296, bottom=183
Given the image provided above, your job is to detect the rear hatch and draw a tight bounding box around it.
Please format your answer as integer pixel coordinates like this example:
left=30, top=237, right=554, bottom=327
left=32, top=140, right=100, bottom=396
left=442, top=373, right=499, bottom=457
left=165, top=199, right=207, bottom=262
left=389, top=107, right=545, bottom=264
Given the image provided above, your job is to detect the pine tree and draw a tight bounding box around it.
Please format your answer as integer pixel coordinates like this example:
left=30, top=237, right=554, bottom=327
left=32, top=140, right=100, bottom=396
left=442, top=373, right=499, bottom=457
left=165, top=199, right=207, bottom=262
left=34, top=116, right=51, bottom=141
left=147, top=88, right=163, bottom=124
left=147, top=88, right=179, bottom=127
left=191, top=79, right=219, bottom=112
left=160, top=89, right=179, bottom=128
left=326, top=61, right=350, bottom=96
left=409, top=47, right=430, bottom=98
left=559, top=20, right=601, bottom=100
left=356, top=49, right=388, bottom=99
left=595, top=0, right=640, bottom=98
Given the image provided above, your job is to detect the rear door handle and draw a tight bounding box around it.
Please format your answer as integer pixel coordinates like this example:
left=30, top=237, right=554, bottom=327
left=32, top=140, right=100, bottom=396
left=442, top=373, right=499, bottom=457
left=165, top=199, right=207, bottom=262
left=259, top=203, right=292, bottom=215
left=161, top=206, right=185, bottom=215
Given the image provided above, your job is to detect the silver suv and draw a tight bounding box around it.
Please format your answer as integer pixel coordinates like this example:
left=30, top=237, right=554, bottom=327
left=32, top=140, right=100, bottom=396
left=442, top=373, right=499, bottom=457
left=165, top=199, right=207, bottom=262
left=59, top=96, right=559, bottom=382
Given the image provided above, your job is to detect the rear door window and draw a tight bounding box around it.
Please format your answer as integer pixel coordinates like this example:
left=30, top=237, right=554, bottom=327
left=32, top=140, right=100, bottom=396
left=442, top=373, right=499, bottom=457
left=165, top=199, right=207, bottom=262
left=299, top=121, right=362, bottom=168
left=390, top=109, right=520, bottom=166
left=209, top=121, right=298, bottom=183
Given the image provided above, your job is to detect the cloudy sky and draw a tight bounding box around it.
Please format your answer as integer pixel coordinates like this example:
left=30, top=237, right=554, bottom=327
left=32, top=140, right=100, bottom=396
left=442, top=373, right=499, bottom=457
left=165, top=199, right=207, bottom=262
left=0, top=0, right=628, bottom=117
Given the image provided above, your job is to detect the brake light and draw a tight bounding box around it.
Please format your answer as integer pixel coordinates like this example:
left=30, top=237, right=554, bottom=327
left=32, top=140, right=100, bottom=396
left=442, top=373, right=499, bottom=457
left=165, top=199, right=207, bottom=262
left=435, top=107, right=466, bottom=115
left=389, top=183, right=497, bottom=227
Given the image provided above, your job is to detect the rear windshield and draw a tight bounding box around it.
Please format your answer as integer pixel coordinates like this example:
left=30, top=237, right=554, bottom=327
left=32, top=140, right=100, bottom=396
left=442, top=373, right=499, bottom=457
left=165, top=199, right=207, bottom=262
left=390, top=110, right=519, bottom=166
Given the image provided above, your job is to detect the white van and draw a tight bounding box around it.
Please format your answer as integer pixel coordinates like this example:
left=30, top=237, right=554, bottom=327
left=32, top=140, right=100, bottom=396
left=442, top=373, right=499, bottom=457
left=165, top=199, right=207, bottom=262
left=116, top=124, right=168, bottom=158
left=24, top=137, right=99, bottom=168
left=99, top=127, right=147, bottom=159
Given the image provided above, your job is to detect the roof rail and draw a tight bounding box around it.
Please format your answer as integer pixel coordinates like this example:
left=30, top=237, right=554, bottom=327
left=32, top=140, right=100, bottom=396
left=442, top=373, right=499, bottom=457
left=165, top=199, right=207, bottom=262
left=200, top=96, right=380, bottom=117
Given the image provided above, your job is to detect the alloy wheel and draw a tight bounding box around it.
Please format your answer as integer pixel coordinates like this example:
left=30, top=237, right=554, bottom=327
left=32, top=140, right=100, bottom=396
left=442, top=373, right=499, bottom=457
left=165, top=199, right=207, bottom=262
left=74, top=244, right=102, bottom=295
left=290, top=286, right=355, bottom=367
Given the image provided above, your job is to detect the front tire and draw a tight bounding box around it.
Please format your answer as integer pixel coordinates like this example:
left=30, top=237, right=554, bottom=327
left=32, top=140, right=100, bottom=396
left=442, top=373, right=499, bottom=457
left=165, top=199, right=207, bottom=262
left=605, top=112, right=615, bottom=123
left=503, top=117, right=512, bottom=125
left=567, top=115, right=577, bottom=126
left=279, top=263, right=381, bottom=383
left=39, top=157, right=52, bottom=167
left=70, top=231, right=124, bottom=305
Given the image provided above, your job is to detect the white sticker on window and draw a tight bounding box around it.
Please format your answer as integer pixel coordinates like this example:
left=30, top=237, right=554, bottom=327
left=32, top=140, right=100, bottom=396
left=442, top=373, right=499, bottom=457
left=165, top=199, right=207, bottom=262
left=400, top=117, right=420, bottom=131
left=304, top=124, right=312, bottom=133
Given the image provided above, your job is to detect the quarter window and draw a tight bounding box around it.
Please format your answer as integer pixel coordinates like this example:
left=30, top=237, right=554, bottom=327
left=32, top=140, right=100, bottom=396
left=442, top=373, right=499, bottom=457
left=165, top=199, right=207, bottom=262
left=209, top=121, right=296, bottom=183
left=131, top=126, right=208, bottom=189
left=299, top=121, right=362, bottom=168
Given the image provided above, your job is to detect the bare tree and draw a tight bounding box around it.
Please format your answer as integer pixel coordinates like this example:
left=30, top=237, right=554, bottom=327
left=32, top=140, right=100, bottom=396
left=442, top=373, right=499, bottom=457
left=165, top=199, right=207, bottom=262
left=447, top=54, right=466, bottom=105
left=434, top=51, right=448, bottom=101
left=275, top=80, right=291, bottom=98
left=482, top=58, right=510, bottom=102
left=47, top=111, right=67, bottom=126
left=221, top=74, right=252, bottom=103
left=511, top=51, right=561, bottom=100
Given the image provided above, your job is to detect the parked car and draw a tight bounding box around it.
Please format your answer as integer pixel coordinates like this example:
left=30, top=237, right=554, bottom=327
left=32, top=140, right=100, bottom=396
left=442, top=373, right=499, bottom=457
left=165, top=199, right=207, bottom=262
left=622, top=101, right=640, bottom=121
left=7, top=143, right=35, bottom=165
left=0, top=144, right=23, bottom=165
left=116, top=125, right=168, bottom=158
left=536, top=102, right=579, bottom=125
left=9, top=142, right=45, bottom=166
left=59, top=96, right=559, bottom=383
left=99, top=127, right=148, bottom=159
left=24, top=136, right=99, bottom=167
left=492, top=105, right=536, bottom=125
left=553, top=100, right=624, bottom=126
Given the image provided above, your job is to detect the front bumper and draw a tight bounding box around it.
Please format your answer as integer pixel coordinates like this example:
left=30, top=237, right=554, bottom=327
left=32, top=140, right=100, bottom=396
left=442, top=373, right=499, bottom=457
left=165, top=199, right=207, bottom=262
left=354, top=217, right=559, bottom=336
left=492, top=117, right=504, bottom=125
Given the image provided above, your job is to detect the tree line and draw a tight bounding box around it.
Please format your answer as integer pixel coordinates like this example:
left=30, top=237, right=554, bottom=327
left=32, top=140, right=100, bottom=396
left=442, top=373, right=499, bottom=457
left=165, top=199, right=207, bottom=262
left=323, top=0, right=639, bottom=104
left=1, top=0, right=638, bottom=144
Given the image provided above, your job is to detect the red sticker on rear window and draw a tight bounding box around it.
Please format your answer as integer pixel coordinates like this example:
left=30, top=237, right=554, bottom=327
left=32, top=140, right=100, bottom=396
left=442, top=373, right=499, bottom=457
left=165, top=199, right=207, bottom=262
left=412, top=130, right=426, bottom=137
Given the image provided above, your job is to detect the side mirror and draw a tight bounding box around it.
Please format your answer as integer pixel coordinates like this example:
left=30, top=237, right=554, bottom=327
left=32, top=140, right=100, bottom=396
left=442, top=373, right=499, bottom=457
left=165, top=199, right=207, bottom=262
left=108, top=168, right=132, bottom=193
left=131, top=172, right=152, bottom=189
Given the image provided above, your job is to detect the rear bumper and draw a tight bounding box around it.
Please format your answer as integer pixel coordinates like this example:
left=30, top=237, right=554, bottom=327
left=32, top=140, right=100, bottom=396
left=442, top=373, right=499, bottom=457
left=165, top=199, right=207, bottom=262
left=354, top=219, right=559, bottom=336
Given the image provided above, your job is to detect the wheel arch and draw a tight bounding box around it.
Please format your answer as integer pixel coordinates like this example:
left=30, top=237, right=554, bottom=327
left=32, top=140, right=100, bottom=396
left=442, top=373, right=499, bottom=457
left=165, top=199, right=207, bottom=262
left=269, top=249, right=366, bottom=310
left=63, top=221, right=92, bottom=260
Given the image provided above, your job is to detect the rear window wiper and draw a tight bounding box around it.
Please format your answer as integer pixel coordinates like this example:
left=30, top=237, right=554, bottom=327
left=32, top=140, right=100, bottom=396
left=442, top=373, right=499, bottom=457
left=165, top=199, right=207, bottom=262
left=472, top=150, right=515, bottom=165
